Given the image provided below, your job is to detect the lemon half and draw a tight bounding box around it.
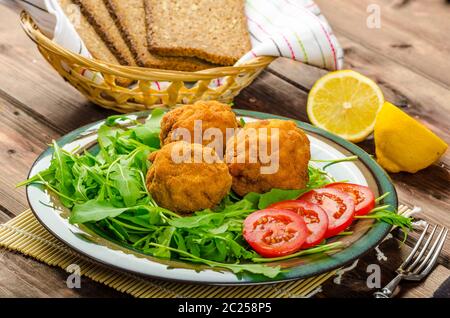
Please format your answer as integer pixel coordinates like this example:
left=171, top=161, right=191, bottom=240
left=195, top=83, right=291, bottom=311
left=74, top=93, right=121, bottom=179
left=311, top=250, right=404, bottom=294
left=307, top=70, right=384, bottom=143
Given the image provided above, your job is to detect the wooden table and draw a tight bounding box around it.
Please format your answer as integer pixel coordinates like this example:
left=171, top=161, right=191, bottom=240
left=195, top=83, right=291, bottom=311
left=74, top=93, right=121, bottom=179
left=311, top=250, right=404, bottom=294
left=0, top=0, right=449, bottom=298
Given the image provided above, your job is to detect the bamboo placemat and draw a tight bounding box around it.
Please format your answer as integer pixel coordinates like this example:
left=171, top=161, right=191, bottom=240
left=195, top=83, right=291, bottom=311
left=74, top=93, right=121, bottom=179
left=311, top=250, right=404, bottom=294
left=0, top=210, right=336, bottom=298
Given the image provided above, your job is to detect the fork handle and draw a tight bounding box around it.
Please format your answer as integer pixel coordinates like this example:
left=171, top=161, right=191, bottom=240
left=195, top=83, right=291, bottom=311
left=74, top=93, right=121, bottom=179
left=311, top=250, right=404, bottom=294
left=373, top=274, right=403, bottom=298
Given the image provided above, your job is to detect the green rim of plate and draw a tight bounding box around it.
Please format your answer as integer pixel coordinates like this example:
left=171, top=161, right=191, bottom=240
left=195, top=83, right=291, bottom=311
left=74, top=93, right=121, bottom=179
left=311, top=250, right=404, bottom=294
left=26, top=109, right=397, bottom=284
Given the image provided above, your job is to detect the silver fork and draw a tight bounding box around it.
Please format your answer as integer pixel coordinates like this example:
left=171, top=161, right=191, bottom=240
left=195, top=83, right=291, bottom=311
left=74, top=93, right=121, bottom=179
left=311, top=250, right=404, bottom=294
left=373, top=223, right=448, bottom=298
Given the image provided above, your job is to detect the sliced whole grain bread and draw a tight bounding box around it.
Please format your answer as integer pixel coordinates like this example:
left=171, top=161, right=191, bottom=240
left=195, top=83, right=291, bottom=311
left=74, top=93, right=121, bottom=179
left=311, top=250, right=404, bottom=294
left=72, top=0, right=137, bottom=66
left=103, top=0, right=213, bottom=71
left=59, top=0, right=118, bottom=63
left=58, top=0, right=132, bottom=86
left=144, top=0, right=251, bottom=66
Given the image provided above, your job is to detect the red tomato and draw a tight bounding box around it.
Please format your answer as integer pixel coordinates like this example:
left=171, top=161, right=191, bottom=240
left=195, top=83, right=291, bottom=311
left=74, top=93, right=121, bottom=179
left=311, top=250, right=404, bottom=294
left=326, top=183, right=375, bottom=216
left=243, top=209, right=308, bottom=258
left=268, top=200, right=328, bottom=248
left=299, top=188, right=355, bottom=238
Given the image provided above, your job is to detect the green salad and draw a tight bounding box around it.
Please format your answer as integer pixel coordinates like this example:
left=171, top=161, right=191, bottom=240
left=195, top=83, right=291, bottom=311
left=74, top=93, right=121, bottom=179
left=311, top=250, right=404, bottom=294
left=19, top=110, right=412, bottom=278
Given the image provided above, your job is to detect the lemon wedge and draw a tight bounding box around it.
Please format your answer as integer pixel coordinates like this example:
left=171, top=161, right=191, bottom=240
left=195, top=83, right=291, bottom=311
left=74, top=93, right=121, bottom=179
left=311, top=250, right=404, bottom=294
left=374, top=102, right=448, bottom=173
left=307, top=70, right=384, bottom=142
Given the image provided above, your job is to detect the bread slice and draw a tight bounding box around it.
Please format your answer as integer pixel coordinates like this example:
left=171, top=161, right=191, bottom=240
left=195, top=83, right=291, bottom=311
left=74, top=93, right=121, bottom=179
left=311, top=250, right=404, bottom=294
left=103, top=0, right=214, bottom=71
left=58, top=0, right=118, bottom=63
left=72, top=0, right=136, bottom=66
left=144, top=0, right=251, bottom=65
left=58, top=0, right=132, bottom=86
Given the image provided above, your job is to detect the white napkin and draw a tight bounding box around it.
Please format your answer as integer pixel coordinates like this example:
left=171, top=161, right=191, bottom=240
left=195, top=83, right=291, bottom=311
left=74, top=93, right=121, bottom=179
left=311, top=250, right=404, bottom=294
left=240, top=0, right=343, bottom=70
left=10, top=0, right=93, bottom=57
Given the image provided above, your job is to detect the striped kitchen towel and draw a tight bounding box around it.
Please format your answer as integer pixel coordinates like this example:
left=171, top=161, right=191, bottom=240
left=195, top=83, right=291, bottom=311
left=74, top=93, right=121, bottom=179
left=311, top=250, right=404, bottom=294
left=240, top=0, right=343, bottom=70
left=10, top=0, right=343, bottom=71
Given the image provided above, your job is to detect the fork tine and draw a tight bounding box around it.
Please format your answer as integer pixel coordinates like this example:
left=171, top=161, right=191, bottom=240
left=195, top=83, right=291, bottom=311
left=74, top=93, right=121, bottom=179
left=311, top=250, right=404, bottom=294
left=399, top=223, right=430, bottom=270
left=406, top=225, right=438, bottom=272
left=413, top=227, right=448, bottom=277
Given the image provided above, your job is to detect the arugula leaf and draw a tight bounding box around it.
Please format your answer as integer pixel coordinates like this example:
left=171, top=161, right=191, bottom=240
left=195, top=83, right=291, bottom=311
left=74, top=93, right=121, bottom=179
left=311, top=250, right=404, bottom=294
left=355, top=206, right=413, bottom=241
left=109, top=163, right=142, bottom=206
left=252, top=241, right=344, bottom=263
left=242, top=192, right=261, bottom=207
left=145, top=108, right=165, bottom=128
left=169, top=213, right=225, bottom=229
left=117, top=213, right=158, bottom=229
left=152, top=226, right=176, bottom=258
left=131, top=126, right=160, bottom=149
left=51, top=141, right=75, bottom=206
left=172, top=231, right=187, bottom=251
left=256, top=188, right=305, bottom=209
left=208, top=222, right=230, bottom=235
left=72, top=164, right=89, bottom=201
left=98, top=124, right=123, bottom=150
left=129, top=109, right=165, bottom=148
left=16, top=168, right=55, bottom=187
left=105, top=115, right=134, bottom=126
left=150, top=243, right=281, bottom=278
left=221, top=197, right=257, bottom=213
left=311, top=156, right=358, bottom=170
left=105, top=219, right=128, bottom=241
left=70, top=200, right=130, bottom=224
left=307, top=164, right=333, bottom=189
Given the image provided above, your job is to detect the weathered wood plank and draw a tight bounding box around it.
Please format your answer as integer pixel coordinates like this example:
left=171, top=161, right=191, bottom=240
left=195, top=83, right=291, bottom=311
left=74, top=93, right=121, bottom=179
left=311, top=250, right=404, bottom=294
left=0, top=62, right=120, bottom=299
left=0, top=7, right=114, bottom=134
left=319, top=232, right=450, bottom=298
left=315, top=0, right=450, bottom=88
left=0, top=97, right=60, bottom=216
left=318, top=236, right=401, bottom=298
left=0, top=249, right=125, bottom=297
left=236, top=71, right=309, bottom=120
left=399, top=265, right=450, bottom=298
left=343, top=0, right=450, bottom=61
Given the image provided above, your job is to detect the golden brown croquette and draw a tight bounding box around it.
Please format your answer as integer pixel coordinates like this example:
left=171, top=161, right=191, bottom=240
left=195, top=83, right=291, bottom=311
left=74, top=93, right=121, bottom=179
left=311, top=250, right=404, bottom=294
left=146, top=141, right=232, bottom=213
left=159, top=101, right=239, bottom=154
left=225, top=119, right=310, bottom=196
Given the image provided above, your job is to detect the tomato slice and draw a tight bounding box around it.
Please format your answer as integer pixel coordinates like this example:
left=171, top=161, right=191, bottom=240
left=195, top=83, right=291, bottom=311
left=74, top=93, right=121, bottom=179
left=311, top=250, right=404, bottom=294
left=325, top=183, right=375, bottom=216
left=243, top=209, right=308, bottom=258
left=298, top=188, right=355, bottom=238
left=268, top=200, right=328, bottom=248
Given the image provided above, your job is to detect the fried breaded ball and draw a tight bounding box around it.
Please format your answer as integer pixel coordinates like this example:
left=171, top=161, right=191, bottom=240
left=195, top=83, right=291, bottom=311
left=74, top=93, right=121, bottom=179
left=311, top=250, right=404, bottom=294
left=225, top=119, right=310, bottom=196
left=146, top=141, right=232, bottom=214
left=159, top=101, right=239, bottom=154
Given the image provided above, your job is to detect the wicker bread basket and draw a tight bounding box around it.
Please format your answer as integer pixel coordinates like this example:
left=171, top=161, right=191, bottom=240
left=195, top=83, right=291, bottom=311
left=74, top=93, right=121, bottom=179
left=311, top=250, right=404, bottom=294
left=20, top=11, right=274, bottom=113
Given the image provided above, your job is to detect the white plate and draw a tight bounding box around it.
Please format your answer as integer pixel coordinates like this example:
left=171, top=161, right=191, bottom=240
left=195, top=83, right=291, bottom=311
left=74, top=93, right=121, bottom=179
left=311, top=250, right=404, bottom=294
left=26, top=110, right=396, bottom=285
